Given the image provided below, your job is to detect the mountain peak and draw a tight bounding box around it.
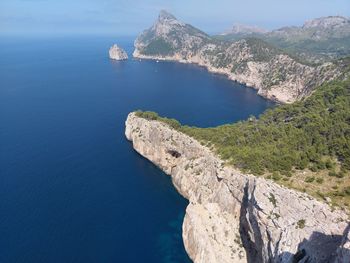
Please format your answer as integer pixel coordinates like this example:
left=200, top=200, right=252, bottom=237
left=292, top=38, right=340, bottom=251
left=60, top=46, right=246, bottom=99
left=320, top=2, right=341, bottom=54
left=303, top=16, right=350, bottom=29
left=224, top=23, right=268, bottom=35
left=158, top=10, right=177, bottom=22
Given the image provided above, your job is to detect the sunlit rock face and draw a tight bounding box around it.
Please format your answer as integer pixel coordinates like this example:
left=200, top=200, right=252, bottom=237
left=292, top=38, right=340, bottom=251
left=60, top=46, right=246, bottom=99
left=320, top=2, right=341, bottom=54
left=125, top=112, right=349, bottom=263
left=109, top=44, right=128, bottom=60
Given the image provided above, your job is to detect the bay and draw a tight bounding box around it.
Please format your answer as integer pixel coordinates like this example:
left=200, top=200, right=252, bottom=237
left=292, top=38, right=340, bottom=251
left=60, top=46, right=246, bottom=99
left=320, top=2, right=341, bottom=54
left=0, top=36, right=274, bottom=263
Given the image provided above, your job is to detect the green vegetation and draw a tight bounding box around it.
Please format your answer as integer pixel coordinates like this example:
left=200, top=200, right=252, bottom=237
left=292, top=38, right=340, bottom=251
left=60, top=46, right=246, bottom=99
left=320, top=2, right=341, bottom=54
left=297, top=219, right=306, bottom=229
left=215, top=33, right=350, bottom=64
left=135, top=111, right=181, bottom=129
left=135, top=80, right=350, bottom=175
left=316, top=178, right=324, bottom=184
left=268, top=193, right=277, bottom=207
left=305, top=176, right=315, bottom=183
left=142, top=38, right=175, bottom=56
left=263, top=36, right=350, bottom=62
left=245, top=38, right=283, bottom=62
left=183, top=80, right=350, bottom=176
left=135, top=79, right=350, bottom=209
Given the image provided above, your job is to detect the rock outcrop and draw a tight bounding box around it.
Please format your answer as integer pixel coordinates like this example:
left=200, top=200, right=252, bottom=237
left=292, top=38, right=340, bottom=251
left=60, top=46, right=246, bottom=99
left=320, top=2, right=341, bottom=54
left=133, top=11, right=344, bottom=103
left=125, top=112, right=349, bottom=263
left=109, top=44, right=128, bottom=60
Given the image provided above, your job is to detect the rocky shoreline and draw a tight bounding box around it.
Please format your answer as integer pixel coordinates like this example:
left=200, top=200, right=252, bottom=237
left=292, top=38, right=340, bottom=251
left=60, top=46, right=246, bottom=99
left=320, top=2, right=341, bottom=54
left=132, top=50, right=283, bottom=103
left=109, top=44, right=128, bottom=60
left=133, top=44, right=340, bottom=104
left=132, top=11, right=343, bottom=104
left=125, top=112, right=350, bottom=263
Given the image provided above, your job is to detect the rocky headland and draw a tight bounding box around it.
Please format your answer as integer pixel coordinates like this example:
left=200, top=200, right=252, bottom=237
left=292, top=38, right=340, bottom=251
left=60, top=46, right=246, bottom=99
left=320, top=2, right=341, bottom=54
left=109, top=44, right=128, bottom=60
left=125, top=112, right=350, bottom=263
left=133, top=11, right=347, bottom=103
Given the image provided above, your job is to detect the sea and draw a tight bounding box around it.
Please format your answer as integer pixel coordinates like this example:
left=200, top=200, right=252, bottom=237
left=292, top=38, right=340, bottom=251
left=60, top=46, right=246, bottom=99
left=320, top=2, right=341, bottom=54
left=0, top=36, right=274, bottom=263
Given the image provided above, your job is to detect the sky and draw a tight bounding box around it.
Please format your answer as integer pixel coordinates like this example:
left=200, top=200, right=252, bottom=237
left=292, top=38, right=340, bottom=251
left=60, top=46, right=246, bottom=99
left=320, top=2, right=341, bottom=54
left=1, top=0, right=349, bottom=36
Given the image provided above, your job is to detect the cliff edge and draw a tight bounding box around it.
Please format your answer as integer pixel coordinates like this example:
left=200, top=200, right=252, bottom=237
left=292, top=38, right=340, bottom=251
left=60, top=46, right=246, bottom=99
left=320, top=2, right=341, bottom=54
left=125, top=112, right=349, bottom=263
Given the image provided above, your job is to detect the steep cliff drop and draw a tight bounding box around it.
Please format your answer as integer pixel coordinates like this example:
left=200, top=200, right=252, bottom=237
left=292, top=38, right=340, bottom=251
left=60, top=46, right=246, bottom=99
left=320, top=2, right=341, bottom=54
left=125, top=112, right=350, bottom=263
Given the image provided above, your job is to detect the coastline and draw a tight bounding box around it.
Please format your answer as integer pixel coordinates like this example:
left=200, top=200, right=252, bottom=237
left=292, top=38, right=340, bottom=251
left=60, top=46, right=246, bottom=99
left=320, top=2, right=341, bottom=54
left=125, top=112, right=350, bottom=263
left=132, top=50, right=282, bottom=104
left=132, top=49, right=338, bottom=104
left=132, top=50, right=281, bottom=103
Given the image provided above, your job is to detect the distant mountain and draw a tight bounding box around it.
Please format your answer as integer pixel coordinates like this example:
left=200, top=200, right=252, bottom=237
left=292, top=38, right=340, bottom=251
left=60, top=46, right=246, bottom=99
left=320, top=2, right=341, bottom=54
left=267, top=16, right=350, bottom=41
left=217, top=16, right=350, bottom=63
left=134, top=10, right=211, bottom=57
left=222, top=23, right=268, bottom=35
left=215, top=24, right=268, bottom=42
left=134, top=11, right=346, bottom=103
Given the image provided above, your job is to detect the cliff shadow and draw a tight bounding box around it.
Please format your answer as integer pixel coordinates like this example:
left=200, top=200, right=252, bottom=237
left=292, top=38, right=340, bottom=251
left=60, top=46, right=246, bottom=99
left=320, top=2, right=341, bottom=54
left=277, top=223, right=350, bottom=263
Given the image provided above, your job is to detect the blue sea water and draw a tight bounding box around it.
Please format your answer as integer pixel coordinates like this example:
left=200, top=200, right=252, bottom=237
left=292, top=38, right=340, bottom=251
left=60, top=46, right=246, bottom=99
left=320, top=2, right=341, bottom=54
left=0, top=36, right=274, bottom=263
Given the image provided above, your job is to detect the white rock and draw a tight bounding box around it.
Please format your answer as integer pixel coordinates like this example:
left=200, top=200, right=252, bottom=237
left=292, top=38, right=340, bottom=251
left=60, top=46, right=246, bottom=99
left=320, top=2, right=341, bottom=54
left=125, top=112, right=349, bottom=263
left=109, top=44, right=128, bottom=60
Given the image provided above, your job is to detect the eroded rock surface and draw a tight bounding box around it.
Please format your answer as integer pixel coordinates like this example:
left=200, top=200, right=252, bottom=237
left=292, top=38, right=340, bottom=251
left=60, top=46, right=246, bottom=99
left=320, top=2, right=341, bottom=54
left=125, top=112, right=349, bottom=263
left=109, top=44, right=128, bottom=60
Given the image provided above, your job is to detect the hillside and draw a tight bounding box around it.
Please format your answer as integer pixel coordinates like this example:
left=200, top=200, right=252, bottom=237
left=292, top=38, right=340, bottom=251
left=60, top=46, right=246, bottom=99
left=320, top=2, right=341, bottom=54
left=133, top=11, right=345, bottom=103
left=217, top=16, right=350, bottom=63
left=135, top=76, right=350, bottom=209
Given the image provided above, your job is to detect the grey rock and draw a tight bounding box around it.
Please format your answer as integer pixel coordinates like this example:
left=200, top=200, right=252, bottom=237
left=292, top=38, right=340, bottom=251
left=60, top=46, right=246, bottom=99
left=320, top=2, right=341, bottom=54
left=125, top=112, right=349, bottom=263
left=109, top=44, right=128, bottom=60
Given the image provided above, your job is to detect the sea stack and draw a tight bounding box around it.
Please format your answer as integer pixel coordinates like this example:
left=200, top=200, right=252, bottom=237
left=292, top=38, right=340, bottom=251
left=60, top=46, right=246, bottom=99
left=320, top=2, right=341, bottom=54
left=109, top=44, right=128, bottom=60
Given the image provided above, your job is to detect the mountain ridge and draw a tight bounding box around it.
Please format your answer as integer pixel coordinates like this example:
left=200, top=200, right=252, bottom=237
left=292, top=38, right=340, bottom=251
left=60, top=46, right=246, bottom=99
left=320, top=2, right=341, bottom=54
left=218, top=15, right=350, bottom=62
left=133, top=11, right=345, bottom=103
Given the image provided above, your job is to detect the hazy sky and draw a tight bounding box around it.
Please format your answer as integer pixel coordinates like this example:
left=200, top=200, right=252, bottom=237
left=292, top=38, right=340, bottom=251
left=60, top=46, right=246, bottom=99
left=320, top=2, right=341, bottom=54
left=1, top=0, right=349, bottom=36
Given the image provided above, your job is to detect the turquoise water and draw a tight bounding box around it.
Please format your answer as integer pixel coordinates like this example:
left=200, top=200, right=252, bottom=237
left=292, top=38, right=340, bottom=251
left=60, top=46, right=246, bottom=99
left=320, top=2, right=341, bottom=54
left=0, top=36, right=274, bottom=263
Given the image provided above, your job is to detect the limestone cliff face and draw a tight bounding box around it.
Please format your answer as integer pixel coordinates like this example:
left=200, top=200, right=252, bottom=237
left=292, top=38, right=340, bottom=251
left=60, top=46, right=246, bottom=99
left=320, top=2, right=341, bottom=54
left=109, top=44, right=128, bottom=60
left=125, top=112, right=349, bottom=263
left=133, top=11, right=342, bottom=103
left=274, top=16, right=350, bottom=41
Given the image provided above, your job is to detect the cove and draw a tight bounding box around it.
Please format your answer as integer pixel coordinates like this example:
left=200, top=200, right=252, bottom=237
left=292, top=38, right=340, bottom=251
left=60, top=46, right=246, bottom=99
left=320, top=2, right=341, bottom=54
left=0, top=36, right=274, bottom=263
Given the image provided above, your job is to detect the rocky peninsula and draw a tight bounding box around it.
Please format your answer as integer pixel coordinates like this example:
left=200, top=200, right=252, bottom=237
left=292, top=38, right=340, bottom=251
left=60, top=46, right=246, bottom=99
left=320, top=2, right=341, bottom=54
left=125, top=112, right=350, bottom=263
left=133, top=11, right=346, bottom=103
left=109, top=44, right=128, bottom=60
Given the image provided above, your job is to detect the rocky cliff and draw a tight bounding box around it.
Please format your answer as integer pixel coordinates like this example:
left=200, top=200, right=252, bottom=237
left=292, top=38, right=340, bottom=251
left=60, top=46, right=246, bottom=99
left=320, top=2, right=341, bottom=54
left=272, top=16, right=350, bottom=41
left=125, top=112, right=350, bottom=263
left=109, top=44, right=128, bottom=60
left=133, top=11, right=343, bottom=103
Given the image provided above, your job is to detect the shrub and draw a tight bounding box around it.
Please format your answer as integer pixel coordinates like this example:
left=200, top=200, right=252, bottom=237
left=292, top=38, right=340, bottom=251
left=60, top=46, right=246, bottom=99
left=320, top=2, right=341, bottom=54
left=344, top=187, right=350, bottom=196
left=297, top=219, right=306, bottom=229
left=135, top=79, right=350, bottom=177
left=268, top=193, right=277, bottom=207
left=316, top=178, right=324, bottom=184
left=135, top=110, right=159, bottom=120
left=336, top=172, right=345, bottom=178
left=328, top=170, right=337, bottom=177
left=310, top=164, right=319, bottom=172
left=305, top=176, right=315, bottom=183
left=272, top=172, right=282, bottom=181
left=325, top=159, right=335, bottom=169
